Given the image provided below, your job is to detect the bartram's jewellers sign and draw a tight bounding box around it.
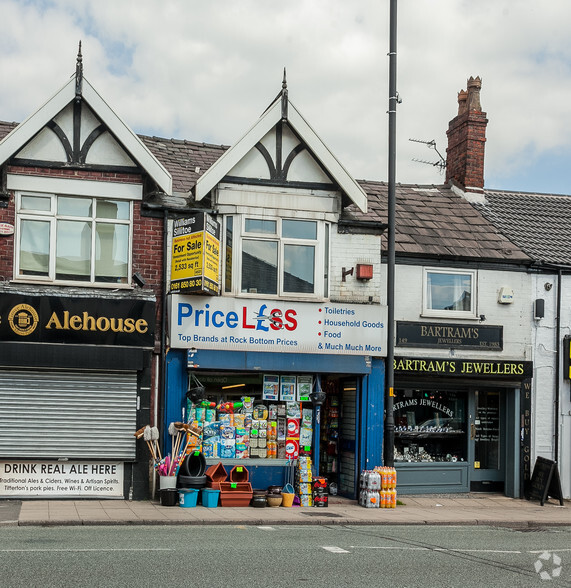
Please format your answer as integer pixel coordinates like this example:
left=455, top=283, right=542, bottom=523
left=0, top=294, right=155, bottom=347
left=394, top=356, right=533, bottom=378
left=397, top=321, right=503, bottom=350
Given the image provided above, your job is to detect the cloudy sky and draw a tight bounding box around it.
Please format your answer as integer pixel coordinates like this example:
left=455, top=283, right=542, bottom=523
left=1, top=0, right=570, bottom=194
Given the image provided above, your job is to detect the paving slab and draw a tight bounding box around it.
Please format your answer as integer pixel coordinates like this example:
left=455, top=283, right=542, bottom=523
left=5, top=493, right=570, bottom=527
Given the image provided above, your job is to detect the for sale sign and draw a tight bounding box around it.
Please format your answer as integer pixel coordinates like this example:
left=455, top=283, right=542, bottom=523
left=170, top=213, right=220, bottom=295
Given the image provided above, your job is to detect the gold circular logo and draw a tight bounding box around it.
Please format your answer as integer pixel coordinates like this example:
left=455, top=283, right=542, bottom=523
left=8, top=304, right=39, bottom=336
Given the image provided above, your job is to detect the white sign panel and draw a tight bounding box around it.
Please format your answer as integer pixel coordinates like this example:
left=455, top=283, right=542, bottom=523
left=0, top=461, right=124, bottom=497
left=169, top=294, right=387, bottom=356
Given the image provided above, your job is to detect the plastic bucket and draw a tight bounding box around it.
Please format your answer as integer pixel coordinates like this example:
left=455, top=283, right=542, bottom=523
left=178, top=488, right=198, bottom=508
left=281, top=492, right=295, bottom=507
left=201, top=488, right=220, bottom=508
left=159, top=476, right=177, bottom=490
left=160, top=488, right=179, bottom=507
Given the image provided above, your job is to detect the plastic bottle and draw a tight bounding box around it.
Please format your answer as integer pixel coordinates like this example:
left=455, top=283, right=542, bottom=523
left=366, top=490, right=379, bottom=508
left=389, top=489, right=397, bottom=508
left=380, top=490, right=387, bottom=508
left=369, top=470, right=381, bottom=490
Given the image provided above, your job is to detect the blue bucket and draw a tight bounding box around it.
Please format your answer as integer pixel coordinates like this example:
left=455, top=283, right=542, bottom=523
left=179, top=488, right=198, bottom=508
left=201, top=488, right=220, bottom=508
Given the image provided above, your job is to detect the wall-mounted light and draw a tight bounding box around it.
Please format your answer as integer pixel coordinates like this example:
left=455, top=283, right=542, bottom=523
left=0, top=193, right=10, bottom=208
left=342, top=267, right=354, bottom=282
left=132, top=272, right=146, bottom=287
left=222, top=383, right=246, bottom=390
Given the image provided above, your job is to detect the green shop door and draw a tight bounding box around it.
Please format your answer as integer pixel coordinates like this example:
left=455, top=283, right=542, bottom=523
left=468, top=388, right=506, bottom=492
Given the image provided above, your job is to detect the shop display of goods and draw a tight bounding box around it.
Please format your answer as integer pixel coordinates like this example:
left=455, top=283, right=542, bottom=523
left=359, top=467, right=397, bottom=508
left=219, top=481, right=253, bottom=507
left=201, top=488, right=220, bottom=508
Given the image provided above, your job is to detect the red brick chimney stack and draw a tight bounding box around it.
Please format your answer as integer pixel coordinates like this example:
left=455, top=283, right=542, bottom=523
left=445, top=76, right=488, bottom=193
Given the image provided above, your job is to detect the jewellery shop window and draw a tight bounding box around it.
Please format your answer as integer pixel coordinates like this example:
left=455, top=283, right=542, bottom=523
left=186, top=373, right=315, bottom=460
left=393, top=388, right=466, bottom=463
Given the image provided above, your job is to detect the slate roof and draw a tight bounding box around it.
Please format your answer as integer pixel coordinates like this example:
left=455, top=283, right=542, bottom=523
left=349, top=181, right=530, bottom=263
left=138, top=135, right=229, bottom=194
left=0, top=119, right=531, bottom=264
left=474, top=190, right=571, bottom=266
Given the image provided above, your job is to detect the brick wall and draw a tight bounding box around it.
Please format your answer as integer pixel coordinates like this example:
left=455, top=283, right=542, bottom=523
left=132, top=203, right=164, bottom=341
left=0, top=195, right=15, bottom=281
left=445, top=77, right=488, bottom=192
left=1, top=167, right=164, bottom=342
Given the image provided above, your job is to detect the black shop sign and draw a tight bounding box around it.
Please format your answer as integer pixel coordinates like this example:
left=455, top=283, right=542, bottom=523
left=0, top=293, right=155, bottom=347
left=397, top=321, right=503, bottom=351
left=394, top=357, right=533, bottom=379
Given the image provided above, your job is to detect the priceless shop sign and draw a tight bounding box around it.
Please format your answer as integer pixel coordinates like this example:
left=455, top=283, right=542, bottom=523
left=169, top=294, right=387, bottom=356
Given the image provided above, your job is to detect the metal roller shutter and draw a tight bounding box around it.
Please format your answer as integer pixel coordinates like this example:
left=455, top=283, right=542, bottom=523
left=0, top=370, right=137, bottom=460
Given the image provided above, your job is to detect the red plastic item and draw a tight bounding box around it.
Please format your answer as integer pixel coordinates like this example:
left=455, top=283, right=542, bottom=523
left=206, top=462, right=228, bottom=483
left=229, top=465, right=249, bottom=483
left=219, top=481, right=253, bottom=507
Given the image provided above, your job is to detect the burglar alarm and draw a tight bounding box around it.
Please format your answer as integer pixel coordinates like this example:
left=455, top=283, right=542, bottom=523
left=497, top=287, right=514, bottom=304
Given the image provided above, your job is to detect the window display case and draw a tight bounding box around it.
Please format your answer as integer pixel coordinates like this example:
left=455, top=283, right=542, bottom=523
left=393, top=388, right=466, bottom=463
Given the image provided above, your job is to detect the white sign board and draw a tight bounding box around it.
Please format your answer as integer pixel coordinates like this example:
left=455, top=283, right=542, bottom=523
left=169, top=294, right=387, bottom=356
left=0, top=461, right=124, bottom=497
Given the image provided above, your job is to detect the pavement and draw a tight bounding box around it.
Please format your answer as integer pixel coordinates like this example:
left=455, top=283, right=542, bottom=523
left=1, top=493, right=570, bottom=527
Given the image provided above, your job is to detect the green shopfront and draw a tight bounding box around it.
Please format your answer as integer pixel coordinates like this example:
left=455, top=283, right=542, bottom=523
left=393, top=356, right=533, bottom=497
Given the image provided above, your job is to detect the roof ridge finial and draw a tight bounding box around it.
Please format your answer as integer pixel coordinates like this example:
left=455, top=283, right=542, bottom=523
left=75, top=40, right=83, bottom=102
left=281, top=67, right=288, bottom=121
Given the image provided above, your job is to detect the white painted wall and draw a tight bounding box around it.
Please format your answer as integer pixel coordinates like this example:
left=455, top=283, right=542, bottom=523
left=532, top=272, right=571, bottom=499
left=329, top=229, right=382, bottom=304
left=391, top=264, right=531, bottom=360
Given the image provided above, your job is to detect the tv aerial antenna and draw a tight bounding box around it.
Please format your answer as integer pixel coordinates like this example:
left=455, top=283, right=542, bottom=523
left=409, top=138, right=446, bottom=174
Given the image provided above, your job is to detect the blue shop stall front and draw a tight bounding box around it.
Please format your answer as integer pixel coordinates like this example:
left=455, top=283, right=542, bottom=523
left=164, top=295, right=385, bottom=500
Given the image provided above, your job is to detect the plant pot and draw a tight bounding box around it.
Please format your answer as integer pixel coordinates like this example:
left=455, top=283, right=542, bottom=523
left=266, top=494, right=283, bottom=507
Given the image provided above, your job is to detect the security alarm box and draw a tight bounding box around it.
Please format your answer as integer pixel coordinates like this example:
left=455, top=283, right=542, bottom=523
left=498, top=287, right=514, bottom=304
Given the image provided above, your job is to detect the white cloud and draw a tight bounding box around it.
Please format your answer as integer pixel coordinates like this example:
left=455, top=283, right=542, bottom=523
left=1, top=0, right=570, bottom=193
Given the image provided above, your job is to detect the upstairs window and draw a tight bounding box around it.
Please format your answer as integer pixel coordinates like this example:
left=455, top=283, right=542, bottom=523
left=423, top=268, right=477, bottom=318
left=16, top=193, right=132, bottom=286
left=225, top=215, right=328, bottom=299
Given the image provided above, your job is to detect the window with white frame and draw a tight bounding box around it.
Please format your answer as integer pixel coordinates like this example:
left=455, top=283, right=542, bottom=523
left=423, top=268, right=477, bottom=317
left=224, top=215, right=329, bottom=298
left=16, top=193, right=132, bottom=286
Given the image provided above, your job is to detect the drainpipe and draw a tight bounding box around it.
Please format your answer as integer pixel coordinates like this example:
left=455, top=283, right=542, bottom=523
left=555, top=269, right=562, bottom=463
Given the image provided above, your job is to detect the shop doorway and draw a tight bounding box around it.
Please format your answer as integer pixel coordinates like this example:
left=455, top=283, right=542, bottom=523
left=319, top=377, right=360, bottom=499
left=469, top=388, right=506, bottom=492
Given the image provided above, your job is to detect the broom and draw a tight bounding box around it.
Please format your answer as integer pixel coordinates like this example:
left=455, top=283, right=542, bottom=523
left=151, top=426, right=162, bottom=461
left=143, top=426, right=157, bottom=462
